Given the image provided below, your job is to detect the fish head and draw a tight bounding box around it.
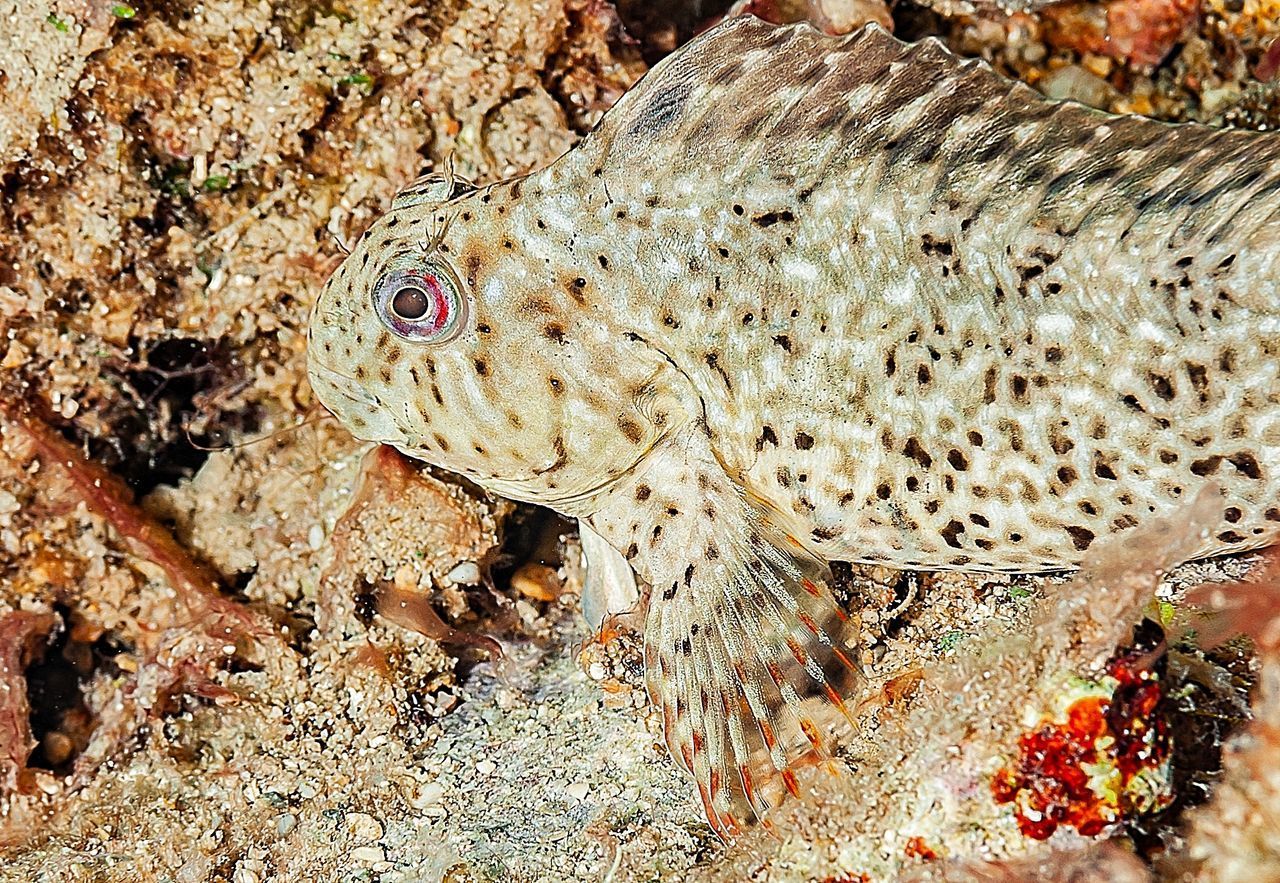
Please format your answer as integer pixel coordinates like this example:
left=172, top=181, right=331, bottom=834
left=307, top=172, right=677, bottom=509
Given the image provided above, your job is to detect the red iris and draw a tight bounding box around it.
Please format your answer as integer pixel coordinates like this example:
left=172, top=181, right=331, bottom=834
left=376, top=265, right=461, bottom=342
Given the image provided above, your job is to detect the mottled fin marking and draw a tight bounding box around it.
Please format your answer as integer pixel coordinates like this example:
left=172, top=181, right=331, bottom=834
left=644, top=499, right=861, bottom=836
left=587, top=15, right=1280, bottom=251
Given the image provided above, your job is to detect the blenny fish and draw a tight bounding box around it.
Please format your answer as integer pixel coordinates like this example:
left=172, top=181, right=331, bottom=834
left=307, top=16, right=1280, bottom=835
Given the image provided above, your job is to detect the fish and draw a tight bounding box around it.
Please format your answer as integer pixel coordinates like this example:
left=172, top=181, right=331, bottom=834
left=306, top=15, right=1280, bottom=835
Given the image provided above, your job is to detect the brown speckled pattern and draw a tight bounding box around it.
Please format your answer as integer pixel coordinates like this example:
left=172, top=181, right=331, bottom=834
left=308, top=17, right=1280, bottom=833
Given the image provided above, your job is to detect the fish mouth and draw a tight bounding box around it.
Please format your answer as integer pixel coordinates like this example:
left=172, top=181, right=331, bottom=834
left=306, top=355, right=382, bottom=412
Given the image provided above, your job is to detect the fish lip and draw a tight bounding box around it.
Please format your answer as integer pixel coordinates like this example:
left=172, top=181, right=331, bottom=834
left=306, top=354, right=381, bottom=410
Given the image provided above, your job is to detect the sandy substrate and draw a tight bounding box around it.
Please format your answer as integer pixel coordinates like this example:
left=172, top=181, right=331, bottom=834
left=1, top=0, right=1279, bottom=880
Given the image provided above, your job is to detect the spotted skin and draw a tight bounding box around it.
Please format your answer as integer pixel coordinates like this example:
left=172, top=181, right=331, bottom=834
left=308, top=18, right=1280, bottom=834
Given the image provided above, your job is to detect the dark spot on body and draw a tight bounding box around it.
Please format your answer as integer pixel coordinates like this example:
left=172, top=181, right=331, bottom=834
left=1010, top=375, right=1028, bottom=401
left=1190, top=455, right=1222, bottom=476
left=752, top=210, right=795, bottom=228
left=1228, top=451, right=1262, bottom=480
left=705, top=352, right=732, bottom=390
left=1066, top=525, right=1095, bottom=551
left=941, top=520, right=965, bottom=548
left=618, top=416, right=644, bottom=444
left=903, top=437, right=932, bottom=469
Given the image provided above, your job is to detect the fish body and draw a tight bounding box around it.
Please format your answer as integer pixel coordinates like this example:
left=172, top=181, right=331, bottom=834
left=308, top=17, right=1280, bottom=833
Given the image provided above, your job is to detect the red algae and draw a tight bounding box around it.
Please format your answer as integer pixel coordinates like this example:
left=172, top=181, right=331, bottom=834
left=992, top=624, right=1173, bottom=840
left=0, top=400, right=264, bottom=634
left=0, top=611, right=57, bottom=795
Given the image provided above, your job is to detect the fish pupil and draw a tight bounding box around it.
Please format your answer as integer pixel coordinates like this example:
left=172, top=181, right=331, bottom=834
left=391, top=286, right=431, bottom=320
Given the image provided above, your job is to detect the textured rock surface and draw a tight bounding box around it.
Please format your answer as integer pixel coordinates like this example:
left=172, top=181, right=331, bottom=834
left=0, top=0, right=1277, bottom=879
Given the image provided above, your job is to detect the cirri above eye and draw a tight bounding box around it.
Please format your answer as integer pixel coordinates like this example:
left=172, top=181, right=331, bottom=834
left=372, top=262, right=467, bottom=343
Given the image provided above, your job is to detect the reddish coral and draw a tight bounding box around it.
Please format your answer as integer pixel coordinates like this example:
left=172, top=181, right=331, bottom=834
left=1044, top=0, right=1199, bottom=68
left=1257, top=37, right=1280, bottom=83
left=992, top=629, right=1172, bottom=840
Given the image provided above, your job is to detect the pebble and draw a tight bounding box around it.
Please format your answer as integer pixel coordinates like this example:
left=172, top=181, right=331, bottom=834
left=510, top=562, right=561, bottom=602
left=405, top=780, right=444, bottom=810
left=444, top=560, right=481, bottom=585
left=1039, top=65, right=1115, bottom=109
left=351, top=845, right=386, bottom=864
left=475, top=759, right=496, bottom=776
left=276, top=813, right=297, bottom=836
left=565, top=782, right=590, bottom=802
left=346, top=812, right=384, bottom=843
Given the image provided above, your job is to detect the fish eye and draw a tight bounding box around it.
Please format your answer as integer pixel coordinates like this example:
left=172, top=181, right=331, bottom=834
left=390, top=286, right=430, bottom=320
left=373, top=261, right=467, bottom=343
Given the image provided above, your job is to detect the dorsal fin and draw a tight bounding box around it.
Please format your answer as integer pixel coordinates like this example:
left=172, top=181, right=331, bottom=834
left=582, top=18, right=1041, bottom=184
left=581, top=17, right=1278, bottom=213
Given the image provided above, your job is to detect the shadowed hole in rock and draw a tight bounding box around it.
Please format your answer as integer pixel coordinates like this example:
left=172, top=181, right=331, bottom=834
left=615, top=0, right=736, bottom=62
left=1126, top=635, right=1255, bottom=859
left=24, top=608, right=96, bottom=773
left=96, top=335, right=257, bottom=494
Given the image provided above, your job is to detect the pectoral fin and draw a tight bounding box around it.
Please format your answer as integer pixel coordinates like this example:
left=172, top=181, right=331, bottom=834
left=589, top=437, right=862, bottom=836
left=579, top=519, right=641, bottom=633
left=646, top=500, right=862, bottom=835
